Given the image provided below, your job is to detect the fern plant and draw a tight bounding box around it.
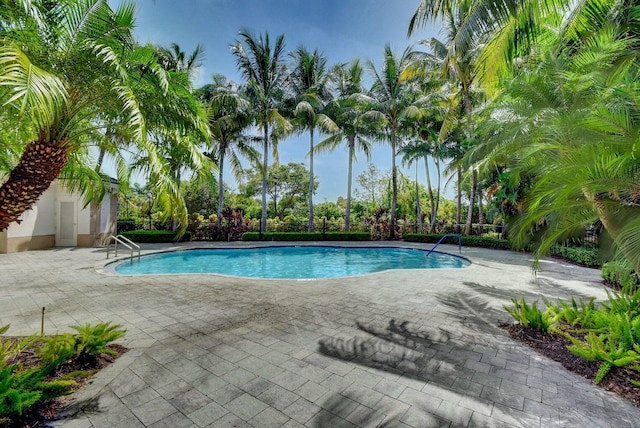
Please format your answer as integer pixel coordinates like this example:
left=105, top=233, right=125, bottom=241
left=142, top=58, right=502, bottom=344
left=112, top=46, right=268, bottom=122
left=504, top=298, right=559, bottom=332
left=1, top=322, right=125, bottom=423
left=71, top=322, right=125, bottom=359
left=602, top=287, right=640, bottom=318
left=37, top=334, right=76, bottom=369
left=568, top=331, right=640, bottom=384
left=558, top=297, right=597, bottom=327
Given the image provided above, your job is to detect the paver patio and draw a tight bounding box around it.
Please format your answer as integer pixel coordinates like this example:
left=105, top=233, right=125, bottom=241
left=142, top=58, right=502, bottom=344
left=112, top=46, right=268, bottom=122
left=1, top=241, right=639, bottom=427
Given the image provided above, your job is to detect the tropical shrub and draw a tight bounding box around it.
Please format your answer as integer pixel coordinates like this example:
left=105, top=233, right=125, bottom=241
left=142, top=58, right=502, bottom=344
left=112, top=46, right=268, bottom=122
left=363, top=208, right=392, bottom=240
left=242, top=232, right=371, bottom=241
left=504, top=298, right=558, bottom=332
left=1, top=322, right=125, bottom=423
left=121, top=230, right=191, bottom=243
left=550, top=245, right=601, bottom=268
left=324, top=232, right=371, bottom=241
left=71, top=323, right=126, bottom=360
left=507, top=286, right=640, bottom=385
left=602, top=260, right=640, bottom=289
left=404, top=233, right=511, bottom=249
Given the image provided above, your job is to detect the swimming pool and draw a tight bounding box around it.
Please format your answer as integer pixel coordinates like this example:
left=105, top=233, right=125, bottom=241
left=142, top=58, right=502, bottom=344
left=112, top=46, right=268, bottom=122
left=112, top=246, right=469, bottom=279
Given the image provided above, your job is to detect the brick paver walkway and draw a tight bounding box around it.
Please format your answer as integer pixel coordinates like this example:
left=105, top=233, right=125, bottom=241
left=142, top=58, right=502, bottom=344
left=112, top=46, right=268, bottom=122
left=1, top=242, right=638, bottom=427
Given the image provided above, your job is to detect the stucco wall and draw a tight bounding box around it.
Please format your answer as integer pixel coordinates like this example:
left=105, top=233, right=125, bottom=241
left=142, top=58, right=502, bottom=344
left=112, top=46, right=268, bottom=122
left=6, top=184, right=57, bottom=239
left=1, top=179, right=118, bottom=253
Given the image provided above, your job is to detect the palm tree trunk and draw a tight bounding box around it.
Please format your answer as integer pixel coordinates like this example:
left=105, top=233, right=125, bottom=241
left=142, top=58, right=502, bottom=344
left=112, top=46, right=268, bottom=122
left=0, top=140, right=69, bottom=231
left=432, top=157, right=441, bottom=233
left=261, top=124, right=269, bottom=232
left=217, top=151, right=225, bottom=232
left=478, top=189, right=484, bottom=236
left=424, top=157, right=435, bottom=232
left=308, top=128, right=314, bottom=232
left=415, top=163, right=422, bottom=232
left=345, top=138, right=355, bottom=232
left=464, top=168, right=478, bottom=235
left=456, top=165, right=462, bottom=233
left=91, top=147, right=107, bottom=245
left=390, top=128, right=398, bottom=239
left=462, top=83, right=477, bottom=236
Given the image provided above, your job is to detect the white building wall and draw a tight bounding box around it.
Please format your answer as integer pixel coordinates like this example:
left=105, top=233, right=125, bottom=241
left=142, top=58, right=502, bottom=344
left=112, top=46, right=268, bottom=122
left=100, top=195, right=110, bottom=233
left=6, top=183, right=57, bottom=239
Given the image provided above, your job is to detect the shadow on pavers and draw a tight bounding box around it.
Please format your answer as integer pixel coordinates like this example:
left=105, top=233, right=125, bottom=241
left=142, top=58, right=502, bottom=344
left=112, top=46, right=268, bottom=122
left=316, top=319, right=480, bottom=425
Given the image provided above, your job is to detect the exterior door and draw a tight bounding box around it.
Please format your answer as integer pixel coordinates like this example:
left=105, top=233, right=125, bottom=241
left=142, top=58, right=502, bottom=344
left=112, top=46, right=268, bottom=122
left=57, top=200, right=77, bottom=246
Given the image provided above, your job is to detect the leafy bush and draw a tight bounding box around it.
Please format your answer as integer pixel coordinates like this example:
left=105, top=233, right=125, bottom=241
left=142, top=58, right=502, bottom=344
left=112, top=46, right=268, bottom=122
left=567, top=316, right=640, bottom=384
left=242, top=232, right=371, bottom=241
left=550, top=245, right=601, bottom=268
left=0, top=322, right=125, bottom=423
left=121, top=230, right=191, bottom=243
left=404, top=233, right=511, bottom=249
left=557, top=296, right=597, bottom=326
left=324, top=232, right=371, bottom=241
left=504, top=298, right=558, bottom=332
left=71, top=322, right=126, bottom=359
left=602, top=259, right=640, bottom=289
left=116, top=220, right=143, bottom=233
left=508, top=285, right=640, bottom=385
left=37, top=334, right=76, bottom=368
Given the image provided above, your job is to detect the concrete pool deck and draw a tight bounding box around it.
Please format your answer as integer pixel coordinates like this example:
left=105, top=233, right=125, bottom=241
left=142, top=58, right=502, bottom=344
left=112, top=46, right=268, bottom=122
left=1, top=241, right=638, bottom=427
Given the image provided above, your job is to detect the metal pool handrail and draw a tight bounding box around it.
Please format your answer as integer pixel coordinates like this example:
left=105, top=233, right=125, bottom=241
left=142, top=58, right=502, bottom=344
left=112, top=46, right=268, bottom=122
left=106, top=234, right=140, bottom=262
left=425, top=233, right=462, bottom=256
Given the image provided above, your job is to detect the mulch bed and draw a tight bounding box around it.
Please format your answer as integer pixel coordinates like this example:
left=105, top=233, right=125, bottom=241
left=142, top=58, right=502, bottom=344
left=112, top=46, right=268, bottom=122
left=1, top=343, right=127, bottom=428
left=504, top=323, right=640, bottom=407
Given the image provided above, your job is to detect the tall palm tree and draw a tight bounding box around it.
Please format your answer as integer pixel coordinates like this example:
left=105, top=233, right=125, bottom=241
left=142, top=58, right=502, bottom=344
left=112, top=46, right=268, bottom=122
left=231, top=29, right=291, bottom=232
left=288, top=46, right=338, bottom=231
left=417, top=0, right=483, bottom=235
left=317, top=60, right=382, bottom=231
left=0, top=0, right=207, bottom=231
left=198, top=75, right=259, bottom=231
left=400, top=132, right=445, bottom=233
left=368, top=45, right=423, bottom=238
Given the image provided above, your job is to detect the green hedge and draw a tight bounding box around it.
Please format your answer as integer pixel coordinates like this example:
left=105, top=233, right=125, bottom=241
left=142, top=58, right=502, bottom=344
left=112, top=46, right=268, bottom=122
left=549, top=245, right=601, bottom=268
left=324, top=232, right=371, bottom=241
left=120, top=230, right=191, bottom=243
left=601, top=259, right=640, bottom=288
left=241, top=232, right=371, bottom=241
left=403, top=233, right=511, bottom=249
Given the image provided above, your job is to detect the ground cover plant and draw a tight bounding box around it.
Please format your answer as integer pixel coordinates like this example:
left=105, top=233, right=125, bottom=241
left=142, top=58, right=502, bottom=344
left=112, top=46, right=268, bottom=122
left=504, top=286, right=640, bottom=406
left=602, top=260, right=640, bottom=290
left=0, top=322, right=126, bottom=426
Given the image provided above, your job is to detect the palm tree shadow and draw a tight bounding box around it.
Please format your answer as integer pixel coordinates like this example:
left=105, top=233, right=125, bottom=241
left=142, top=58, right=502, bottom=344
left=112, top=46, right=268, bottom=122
left=318, top=319, right=453, bottom=381
left=315, top=318, right=495, bottom=426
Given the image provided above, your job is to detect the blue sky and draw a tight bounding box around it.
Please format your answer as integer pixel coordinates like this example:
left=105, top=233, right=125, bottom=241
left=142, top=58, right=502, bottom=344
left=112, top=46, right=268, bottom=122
left=110, top=0, right=448, bottom=202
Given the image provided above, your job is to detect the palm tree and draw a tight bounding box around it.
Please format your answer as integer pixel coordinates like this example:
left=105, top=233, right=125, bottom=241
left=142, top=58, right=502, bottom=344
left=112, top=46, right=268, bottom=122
left=400, top=132, right=445, bottom=233
left=231, top=29, right=291, bottom=232
left=157, top=42, right=205, bottom=78
left=417, top=1, right=483, bottom=235
left=0, top=0, right=207, bottom=231
left=317, top=60, right=382, bottom=231
left=408, top=0, right=567, bottom=88
left=288, top=46, right=338, bottom=231
left=368, top=45, right=423, bottom=238
left=198, top=75, right=260, bottom=232
left=478, top=26, right=640, bottom=275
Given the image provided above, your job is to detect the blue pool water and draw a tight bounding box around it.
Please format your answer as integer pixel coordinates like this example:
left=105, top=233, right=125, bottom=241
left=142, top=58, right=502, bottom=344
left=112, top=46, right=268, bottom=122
left=113, top=246, right=469, bottom=279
